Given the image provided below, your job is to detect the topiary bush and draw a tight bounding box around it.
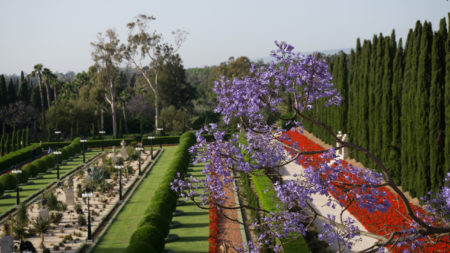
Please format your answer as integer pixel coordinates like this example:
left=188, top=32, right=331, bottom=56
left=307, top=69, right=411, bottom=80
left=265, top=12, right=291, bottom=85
left=129, top=225, right=165, bottom=253
left=140, top=213, right=171, bottom=238
left=22, top=163, right=38, bottom=178
left=125, top=241, right=156, bottom=253
left=0, top=174, right=16, bottom=190
left=34, top=159, right=47, bottom=173
left=18, top=169, right=29, bottom=184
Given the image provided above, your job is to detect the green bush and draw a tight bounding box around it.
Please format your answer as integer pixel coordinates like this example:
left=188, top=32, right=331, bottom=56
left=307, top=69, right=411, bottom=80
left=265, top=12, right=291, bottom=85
left=0, top=182, right=4, bottom=196
left=125, top=241, right=156, bottom=253
left=22, top=163, right=38, bottom=178
left=0, top=174, right=16, bottom=190
left=129, top=225, right=165, bottom=253
left=140, top=213, right=171, bottom=238
left=18, top=169, right=29, bottom=184
left=34, top=159, right=47, bottom=173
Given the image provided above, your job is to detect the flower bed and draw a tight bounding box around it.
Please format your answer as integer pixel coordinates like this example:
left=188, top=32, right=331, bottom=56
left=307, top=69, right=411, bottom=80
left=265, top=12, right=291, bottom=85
left=281, top=129, right=450, bottom=252
left=208, top=201, right=219, bottom=253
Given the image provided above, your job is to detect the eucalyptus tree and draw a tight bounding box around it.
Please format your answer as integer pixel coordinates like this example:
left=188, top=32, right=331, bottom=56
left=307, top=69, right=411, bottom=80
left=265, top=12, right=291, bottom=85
left=91, top=29, right=122, bottom=137
left=30, top=64, right=46, bottom=128
left=121, top=14, right=186, bottom=129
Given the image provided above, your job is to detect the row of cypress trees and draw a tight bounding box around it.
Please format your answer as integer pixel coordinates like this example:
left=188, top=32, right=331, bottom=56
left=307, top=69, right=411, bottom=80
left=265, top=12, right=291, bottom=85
left=303, top=14, right=449, bottom=197
left=0, top=126, right=30, bottom=156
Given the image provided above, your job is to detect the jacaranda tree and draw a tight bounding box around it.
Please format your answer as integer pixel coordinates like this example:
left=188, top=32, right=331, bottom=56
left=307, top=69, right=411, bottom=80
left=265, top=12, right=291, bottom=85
left=171, top=41, right=450, bottom=252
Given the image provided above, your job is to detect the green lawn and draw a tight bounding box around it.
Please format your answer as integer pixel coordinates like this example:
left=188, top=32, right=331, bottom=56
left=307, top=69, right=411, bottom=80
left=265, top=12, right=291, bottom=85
left=164, top=163, right=209, bottom=253
left=94, top=146, right=178, bottom=253
left=0, top=151, right=99, bottom=214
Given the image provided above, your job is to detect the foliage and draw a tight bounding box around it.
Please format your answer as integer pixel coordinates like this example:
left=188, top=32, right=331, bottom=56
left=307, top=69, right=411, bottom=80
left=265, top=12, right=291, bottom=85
left=0, top=173, right=16, bottom=190
left=129, top=225, right=165, bottom=253
left=0, top=143, right=41, bottom=170
left=171, top=41, right=450, bottom=252
left=78, top=214, right=87, bottom=226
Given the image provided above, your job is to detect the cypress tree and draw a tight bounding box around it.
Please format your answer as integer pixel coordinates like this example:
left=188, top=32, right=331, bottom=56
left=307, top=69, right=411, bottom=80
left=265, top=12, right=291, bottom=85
left=373, top=34, right=385, bottom=167
left=390, top=39, right=404, bottom=185
left=358, top=40, right=371, bottom=166
left=7, top=78, right=16, bottom=105
left=5, top=134, right=10, bottom=154
left=0, top=136, right=3, bottom=156
left=429, top=18, right=447, bottom=192
left=401, top=29, right=414, bottom=192
left=415, top=21, right=432, bottom=197
left=11, top=127, right=16, bottom=151
left=381, top=37, right=393, bottom=173
left=18, top=71, right=30, bottom=103
left=26, top=127, right=29, bottom=146
left=30, top=85, right=41, bottom=110
left=0, top=75, right=7, bottom=107
left=444, top=13, right=450, bottom=180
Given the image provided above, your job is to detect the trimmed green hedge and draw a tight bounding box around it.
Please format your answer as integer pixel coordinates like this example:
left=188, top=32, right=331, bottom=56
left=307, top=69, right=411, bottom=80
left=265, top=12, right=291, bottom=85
left=252, top=173, right=310, bottom=253
left=0, top=137, right=83, bottom=194
left=0, top=143, right=41, bottom=171
left=127, top=132, right=195, bottom=252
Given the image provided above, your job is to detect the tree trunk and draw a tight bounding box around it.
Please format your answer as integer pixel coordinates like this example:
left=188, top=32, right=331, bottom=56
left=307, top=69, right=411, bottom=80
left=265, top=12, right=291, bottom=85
left=109, top=81, right=117, bottom=138
left=122, top=102, right=129, bottom=134
left=40, top=233, right=45, bottom=249
left=101, top=109, right=104, bottom=130
left=53, top=86, right=57, bottom=104
left=154, top=74, right=159, bottom=129
left=37, top=74, right=46, bottom=129
left=45, top=79, right=51, bottom=109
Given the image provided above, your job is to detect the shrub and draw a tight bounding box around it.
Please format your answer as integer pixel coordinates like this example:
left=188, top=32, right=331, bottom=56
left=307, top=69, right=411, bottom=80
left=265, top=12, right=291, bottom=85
left=43, top=192, right=59, bottom=211
left=78, top=215, right=86, bottom=226
left=34, top=159, right=47, bottom=173
left=0, top=143, right=41, bottom=170
left=22, top=163, right=38, bottom=178
left=125, top=241, right=156, bottom=253
left=18, top=169, right=29, bottom=184
left=0, top=173, right=16, bottom=190
left=0, top=183, right=3, bottom=196
left=140, top=213, right=170, bottom=238
left=50, top=211, right=63, bottom=224
left=129, top=225, right=165, bottom=253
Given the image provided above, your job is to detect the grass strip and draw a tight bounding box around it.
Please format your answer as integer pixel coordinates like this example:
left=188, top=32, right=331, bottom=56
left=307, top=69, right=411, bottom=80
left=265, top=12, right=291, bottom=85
left=93, top=146, right=178, bottom=253
left=164, top=163, right=209, bottom=253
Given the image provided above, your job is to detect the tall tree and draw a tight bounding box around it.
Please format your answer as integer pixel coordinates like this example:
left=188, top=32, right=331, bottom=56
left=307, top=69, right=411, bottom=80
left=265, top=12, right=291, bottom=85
left=415, top=21, right=432, bottom=197
left=381, top=37, right=393, bottom=171
left=31, top=64, right=46, bottom=129
left=0, top=75, right=7, bottom=108
left=429, top=18, right=447, bottom=192
left=42, top=68, right=56, bottom=108
left=122, top=14, right=186, bottom=129
left=91, top=29, right=122, bottom=138
left=7, top=78, right=17, bottom=105
left=444, top=13, right=450, bottom=182
left=18, top=71, right=30, bottom=103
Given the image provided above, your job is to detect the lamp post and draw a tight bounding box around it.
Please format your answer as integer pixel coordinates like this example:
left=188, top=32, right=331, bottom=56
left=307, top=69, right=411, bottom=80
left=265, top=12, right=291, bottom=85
left=82, top=191, right=94, bottom=241
left=80, top=139, right=87, bottom=163
left=54, top=151, right=62, bottom=180
left=11, top=167, right=22, bottom=205
left=147, top=136, right=155, bottom=160
left=114, top=164, right=124, bottom=201
left=99, top=130, right=106, bottom=151
left=135, top=147, right=144, bottom=176
left=156, top=128, right=163, bottom=148
left=54, top=130, right=61, bottom=150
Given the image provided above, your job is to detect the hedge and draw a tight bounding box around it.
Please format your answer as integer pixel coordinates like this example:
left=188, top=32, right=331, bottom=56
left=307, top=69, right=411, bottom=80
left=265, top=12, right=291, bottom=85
left=0, top=173, right=16, bottom=190
left=22, top=163, right=38, bottom=178
left=0, top=143, right=42, bottom=171
left=127, top=132, right=195, bottom=252
left=252, top=173, right=310, bottom=252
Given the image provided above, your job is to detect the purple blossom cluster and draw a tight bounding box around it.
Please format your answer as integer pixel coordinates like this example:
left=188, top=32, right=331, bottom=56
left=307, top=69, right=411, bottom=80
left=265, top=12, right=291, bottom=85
left=171, top=41, right=449, bottom=252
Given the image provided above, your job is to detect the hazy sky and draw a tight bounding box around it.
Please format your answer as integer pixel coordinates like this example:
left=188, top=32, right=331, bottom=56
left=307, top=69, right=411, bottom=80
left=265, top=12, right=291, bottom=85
left=0, top=0, right=448, bottom=74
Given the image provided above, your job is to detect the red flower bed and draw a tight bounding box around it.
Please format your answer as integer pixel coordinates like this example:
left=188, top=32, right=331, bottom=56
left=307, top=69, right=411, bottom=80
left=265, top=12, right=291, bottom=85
left=209, top=201, right=219, bottom=253
left=281, top=130, right=450, bottom=252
